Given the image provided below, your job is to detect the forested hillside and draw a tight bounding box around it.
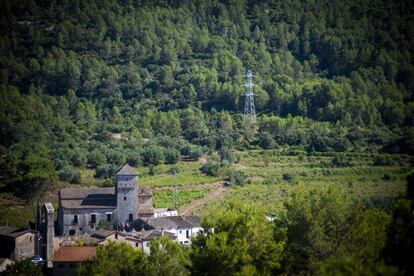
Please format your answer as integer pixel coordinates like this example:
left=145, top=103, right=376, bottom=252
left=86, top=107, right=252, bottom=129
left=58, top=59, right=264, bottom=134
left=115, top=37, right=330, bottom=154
left=1, top=0, right=414, bottom=191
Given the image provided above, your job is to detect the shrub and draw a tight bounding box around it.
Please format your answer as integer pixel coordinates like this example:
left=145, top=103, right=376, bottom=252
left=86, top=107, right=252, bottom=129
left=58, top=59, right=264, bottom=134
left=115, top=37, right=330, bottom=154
left=331, top=156, right=353, bottom=167
left=59, top=167, right=81, bottom=184
left=230, top=171, right=246, bottom=186
left=164, top=148, right=181, bottom=164
left=218, top=146, right=235, bottom=164
left=88, top=150, right=106, bottom=168
left=373, top=155, right=394, bottom=166
left=126, top=152, right=143, bottom=167
left=96, top=164, right=119, bottom=178
left=282, top=173, right=296, bottom=183
left=200, top=160, right=219, bottom=176
left=101, top=178, right=114, bottom=187
left=142, top=146, right=165, bottom=166
left=148, top=165, right=156, bottom=176
left=71, top=149, right=87, bottom=167
left=97, top=219, right=113, bottom=230
left=188, top=146, right=203, bottom=160
left=258, top=132, right=276, bottom=149
left=383, top=173, right=393, bottom=181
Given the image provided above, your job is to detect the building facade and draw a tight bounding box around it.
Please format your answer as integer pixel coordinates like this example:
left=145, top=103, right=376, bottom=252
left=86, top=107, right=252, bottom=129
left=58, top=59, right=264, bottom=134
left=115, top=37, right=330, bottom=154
left=57, top=164, right=154, bottom=236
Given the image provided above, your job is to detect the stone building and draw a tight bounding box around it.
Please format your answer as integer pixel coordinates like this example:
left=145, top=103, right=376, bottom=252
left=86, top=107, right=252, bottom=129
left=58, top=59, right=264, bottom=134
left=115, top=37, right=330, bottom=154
left=0, top=226, right=36, bottom=261
left=57, top=164, right=154, bottom=236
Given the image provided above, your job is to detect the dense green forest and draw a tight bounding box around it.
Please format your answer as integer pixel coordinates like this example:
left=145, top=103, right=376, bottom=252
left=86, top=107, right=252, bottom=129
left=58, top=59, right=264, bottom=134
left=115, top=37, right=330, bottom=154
left=1, top=0, right=414, bottom=191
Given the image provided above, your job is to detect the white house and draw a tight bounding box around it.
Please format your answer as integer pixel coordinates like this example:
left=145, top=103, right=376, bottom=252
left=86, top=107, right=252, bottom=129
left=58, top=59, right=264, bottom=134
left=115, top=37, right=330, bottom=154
left=129, top=215, right=203, bottom=245
left=154, top=208, right=178, bottom=217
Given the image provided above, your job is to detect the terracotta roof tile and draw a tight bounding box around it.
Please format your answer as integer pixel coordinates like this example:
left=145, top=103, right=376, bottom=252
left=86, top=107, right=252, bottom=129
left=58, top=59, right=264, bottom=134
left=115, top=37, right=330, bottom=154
left=53, top=247, right=96, bottom=262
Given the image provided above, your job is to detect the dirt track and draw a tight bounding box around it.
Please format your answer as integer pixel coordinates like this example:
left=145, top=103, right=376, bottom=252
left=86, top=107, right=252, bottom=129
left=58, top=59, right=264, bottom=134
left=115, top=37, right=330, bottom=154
left=179, top=182, right=229, bottom=215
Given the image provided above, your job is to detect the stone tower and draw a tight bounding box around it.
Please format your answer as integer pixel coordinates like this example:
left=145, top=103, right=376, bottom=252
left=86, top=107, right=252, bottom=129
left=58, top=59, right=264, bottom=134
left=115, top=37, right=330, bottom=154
left=115, top=164, right=139, bottom=224
left=41, top=203, right=54, bottom=268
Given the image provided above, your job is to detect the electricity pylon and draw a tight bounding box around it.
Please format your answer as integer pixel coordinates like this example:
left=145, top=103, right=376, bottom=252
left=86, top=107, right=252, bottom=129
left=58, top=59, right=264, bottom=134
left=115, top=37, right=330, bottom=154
left=243, top=69, right=256, bottom=119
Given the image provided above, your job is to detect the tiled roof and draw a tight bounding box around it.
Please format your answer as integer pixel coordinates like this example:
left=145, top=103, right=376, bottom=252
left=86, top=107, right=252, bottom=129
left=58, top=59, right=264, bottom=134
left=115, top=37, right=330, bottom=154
left=91, top=228, right=115, bottom=239
left=53, top=247, right=96, bottom=262
left=116, top=164, right=138, bottom=176
left=129, top=215, right=201, bottom=231
left=0, top=226, right=35, bottom=238
left=59, top=188, right=116, bottom=209
left=140, top=230, right=176, bottom=241
left=183, top=215, right=202, bottom=227
left=167, top=216, right=193, bottom=228
left=60, top=187, right=115, bottom=199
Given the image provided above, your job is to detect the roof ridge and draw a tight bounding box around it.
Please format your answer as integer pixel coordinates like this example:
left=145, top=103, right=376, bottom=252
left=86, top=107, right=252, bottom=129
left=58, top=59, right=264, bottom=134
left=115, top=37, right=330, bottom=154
left=116, top=164, right=138, bottom=176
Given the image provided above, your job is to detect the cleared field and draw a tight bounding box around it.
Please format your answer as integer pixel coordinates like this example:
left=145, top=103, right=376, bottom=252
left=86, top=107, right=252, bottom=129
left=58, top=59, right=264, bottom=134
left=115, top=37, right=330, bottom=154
left=197, top=150, right=411, bottom=216
left=0, top=150, right=411, bottom=227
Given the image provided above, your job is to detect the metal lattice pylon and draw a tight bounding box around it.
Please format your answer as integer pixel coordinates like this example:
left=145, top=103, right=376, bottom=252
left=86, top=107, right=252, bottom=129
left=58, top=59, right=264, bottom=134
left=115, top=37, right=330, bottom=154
left=243, top=69, right=256, bottom=119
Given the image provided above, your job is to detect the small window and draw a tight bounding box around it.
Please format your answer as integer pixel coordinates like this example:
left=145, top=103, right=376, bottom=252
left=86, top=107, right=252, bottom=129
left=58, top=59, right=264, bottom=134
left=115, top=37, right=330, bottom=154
left=129, top=214, right=133, bottom=221
left=30, top=236, right=32, bottom=243
left=115, top=233, right=118, bottom=239
left=91, top=214, right=96, bottom=223
left=58, top=263, right=65, bottom=268
left=69, top=229, right=76, bottom=235
left=135, top=242, right=139, bottom=247
left=80, top=227, right=83, bottom=231
left=124, top=196, right=127, bottom=201
left=107, top=213, right=112, bottom=222
left=186, top=230, right=189, bottom=238
left=73, top=215, right=78, bottom=224
left=69, top=263, right=76, bottom=268
left=179, top=230, right=182, bottom=234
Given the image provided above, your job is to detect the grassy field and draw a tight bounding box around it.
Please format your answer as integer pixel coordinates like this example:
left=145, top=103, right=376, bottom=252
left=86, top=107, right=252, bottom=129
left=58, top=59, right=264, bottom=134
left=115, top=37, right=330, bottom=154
left=198, top=150, right=412, bottom=216
left=0, top=149, right=411, bottom=227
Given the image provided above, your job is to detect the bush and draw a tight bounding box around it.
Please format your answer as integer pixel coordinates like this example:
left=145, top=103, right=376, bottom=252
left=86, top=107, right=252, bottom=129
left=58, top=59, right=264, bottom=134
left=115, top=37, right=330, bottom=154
left=106, top=150, right=126, bottom=166
left=126, top=152, right=143, bottom=167
left=71, top=149, right=87, bottom=167
left=164, top=148, right=181, bottom=164
left=218, top=146, right=235, bottom=164
left=282, top=173, right=296, bottom=183
left=258, top=132, right=276, bottom=149
left=142, top=146, right=165, bottom=166
left=97, top=219, right=113, bottom=230
left=200, top=160, right=219, bottom=176
left=59, top=167, right=81, bottom=184
left=148, top=165, right=156, bottom=176
left=101, top=178, right=114, bottom=187
left=331, top=156, right=353, bottom=167
left=88, top=150, right=106, bottom=168
left=96, top=164, right=119, bottom=178
left=383, top=173, right=393, bottom=181
left=188, top=146, right=203, bottom=160
left=373, top=155, right=394, bottom=166
left=230, top=171, right=246, bottom=186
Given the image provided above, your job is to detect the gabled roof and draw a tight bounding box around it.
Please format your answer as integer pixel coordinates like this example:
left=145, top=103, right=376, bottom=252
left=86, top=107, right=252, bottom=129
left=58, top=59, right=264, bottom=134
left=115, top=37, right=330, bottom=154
left=140, top=230, right=176, bottom=241
left=183, top=215, right=202, bottom=227
left=59, top=188, right=116, bottom=209
left=0, top=226, right=35, bottom=238
left=116, top=164, right=138, bottom=176
left=53, top=247, right=96, bottom=262
left=91, top=228, right=115, bottom=239
left=60, top=188, right=115, bottom=199
left=129, top=215, right=201, bottom=232
left=167, top=216, right=193, bottom=228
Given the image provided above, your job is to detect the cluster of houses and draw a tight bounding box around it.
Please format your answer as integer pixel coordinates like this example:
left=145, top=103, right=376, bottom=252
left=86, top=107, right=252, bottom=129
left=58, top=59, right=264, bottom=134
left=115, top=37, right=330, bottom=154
left=0, top=164, right=203, bottom=275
